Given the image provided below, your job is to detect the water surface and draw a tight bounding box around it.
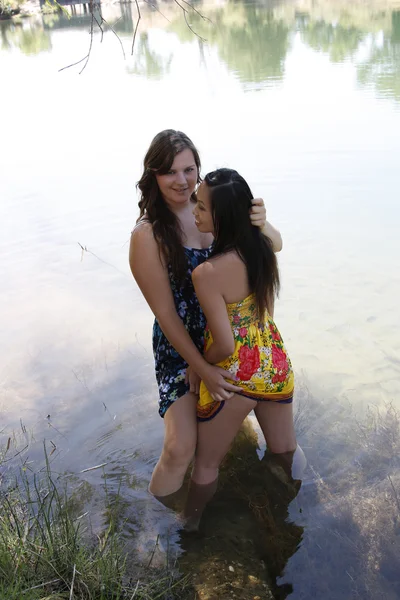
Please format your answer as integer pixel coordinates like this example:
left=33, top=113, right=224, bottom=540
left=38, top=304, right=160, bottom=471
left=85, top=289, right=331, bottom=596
left=1, top=0, right=400, bottom=597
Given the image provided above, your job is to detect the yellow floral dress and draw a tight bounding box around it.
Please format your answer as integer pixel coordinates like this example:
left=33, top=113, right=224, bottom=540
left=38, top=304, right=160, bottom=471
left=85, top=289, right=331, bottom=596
left=197, top=294, right=294, bottom=421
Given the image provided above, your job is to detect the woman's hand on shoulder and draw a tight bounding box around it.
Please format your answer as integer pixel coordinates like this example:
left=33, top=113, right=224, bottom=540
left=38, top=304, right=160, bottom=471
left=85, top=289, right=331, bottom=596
left=250, top=198, right=283, bottom=253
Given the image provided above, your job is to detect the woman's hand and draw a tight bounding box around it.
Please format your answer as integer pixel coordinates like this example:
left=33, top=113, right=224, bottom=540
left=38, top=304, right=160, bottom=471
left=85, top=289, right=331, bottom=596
left=200, top=363, right=241, bottom=402
left=185, top=366, right=201, bottom=396
left=249, top=198, right=283, bottom=252
left=250, top=198, right=266, bottom=228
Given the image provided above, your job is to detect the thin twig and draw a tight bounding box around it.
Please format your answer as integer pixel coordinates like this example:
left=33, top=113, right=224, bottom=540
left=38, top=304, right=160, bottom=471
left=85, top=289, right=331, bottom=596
left=47, top=419, right=68, bottom=440
left=28, top=549, right=69, bottom=587
left=69, top=564, right=77, bottom=600
left=21, top=578, right=61, bottom=594
left=58, top=0, right=209, bottom=69
left=59, top=55, right=88, bottom=73
left=59, top=0, right=95, bottom=73
left=173, top=0, right=207, bottom=41
left=102, top=401, right=116, bottom=420
left=1, top=444, right=29, bottom=464
left=131, top=0, right=142, bottom=55
left=388, top=475, right=400, bottom=512
left=179, top=0, right=211, bottom=22
left=93, top=12, right=126, bottom=60
left=184, top=10, right=206, bottom=42
left=143, top=0, right=170, bottom=22
left=77, top=242, right=129, bottom=278
left=102, top=16, right=126, bottom=59
left=93, top=13, right=104, bottom=42
left=147, top=533, right=160, bottom=568
left=80, top=462, right=108, bottom=473
left=131, top=580, right=140, bottom=599
left=79, top=9, right=95, bottom=74
left=71, top=368, right=91, bottom=393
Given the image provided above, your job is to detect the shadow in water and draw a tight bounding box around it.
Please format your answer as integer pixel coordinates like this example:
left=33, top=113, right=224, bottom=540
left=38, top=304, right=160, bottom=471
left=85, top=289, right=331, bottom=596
left=174, top=386, right=400, bottom=599
left=2, top=355, right=399, bottom=598
left=176, top=420, right=303, bottom=599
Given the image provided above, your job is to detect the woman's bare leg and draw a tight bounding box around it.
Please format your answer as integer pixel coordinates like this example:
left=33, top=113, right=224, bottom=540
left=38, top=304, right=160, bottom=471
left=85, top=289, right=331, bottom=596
left=149, top=392, right=198, bottom=498
left=254, top=401, right=297, bottom=454
left=184, top=394, right=257, bottom=528
left=254, top=402, right=306, bottom=482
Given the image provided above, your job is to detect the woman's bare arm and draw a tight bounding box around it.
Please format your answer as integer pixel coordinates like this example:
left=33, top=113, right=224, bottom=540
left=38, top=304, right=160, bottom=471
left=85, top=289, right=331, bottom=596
left=250, top=198, right=283, bottom=252
left=262, top=220, right=283, bottom=252
left=129, top=223, right=240, bottom=398
left=192, top=262, right=234, bottom=365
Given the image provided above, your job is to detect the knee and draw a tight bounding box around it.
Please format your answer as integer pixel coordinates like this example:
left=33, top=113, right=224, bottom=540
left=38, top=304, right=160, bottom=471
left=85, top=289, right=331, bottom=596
left=192, top=461, right=219, bottom=485
left=162, top=438, right=195, bottom=469
left=193, top=453, right=219, bottom=471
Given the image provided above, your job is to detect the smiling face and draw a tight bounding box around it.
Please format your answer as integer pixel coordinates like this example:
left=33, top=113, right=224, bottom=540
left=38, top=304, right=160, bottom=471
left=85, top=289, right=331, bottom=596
left=193, top=181, right=215, bottom=234
left=155, top=148, right=198, bottom=208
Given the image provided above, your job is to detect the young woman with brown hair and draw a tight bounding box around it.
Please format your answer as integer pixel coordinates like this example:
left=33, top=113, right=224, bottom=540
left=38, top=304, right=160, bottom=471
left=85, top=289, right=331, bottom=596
left=129, top=130, right=283, bottom=503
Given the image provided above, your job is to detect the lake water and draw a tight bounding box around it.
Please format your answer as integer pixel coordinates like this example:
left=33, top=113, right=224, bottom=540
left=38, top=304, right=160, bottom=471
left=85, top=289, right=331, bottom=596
left=1, top=0, right=400, bottom=597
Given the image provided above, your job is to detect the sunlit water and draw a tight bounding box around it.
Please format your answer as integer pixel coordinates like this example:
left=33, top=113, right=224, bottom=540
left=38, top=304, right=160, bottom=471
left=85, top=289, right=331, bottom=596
left=1, top=0, right=400, bottom=597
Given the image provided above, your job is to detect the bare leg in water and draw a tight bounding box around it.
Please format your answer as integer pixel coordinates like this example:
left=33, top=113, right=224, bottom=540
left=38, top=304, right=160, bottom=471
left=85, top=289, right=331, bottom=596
left=184, top=394, right=257, bottom=530
left=254, top=402, right=307, bottom=483
left=149, top=392, right=198, bottom=510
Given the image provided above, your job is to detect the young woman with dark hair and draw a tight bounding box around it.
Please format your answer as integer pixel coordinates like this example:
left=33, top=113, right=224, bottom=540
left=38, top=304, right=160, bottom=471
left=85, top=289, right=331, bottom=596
left=184, top=168, right=299, bottom=528
left=129, top=131, right=283, bottom=502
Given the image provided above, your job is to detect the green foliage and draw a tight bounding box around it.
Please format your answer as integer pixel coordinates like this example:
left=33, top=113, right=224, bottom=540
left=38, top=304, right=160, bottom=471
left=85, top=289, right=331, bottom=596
left=0, top=0, right=18, bottom=19
left=0, top=443, right=189, bottom=599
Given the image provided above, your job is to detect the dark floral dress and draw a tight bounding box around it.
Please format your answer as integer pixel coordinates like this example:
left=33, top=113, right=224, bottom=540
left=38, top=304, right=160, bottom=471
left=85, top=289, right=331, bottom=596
left=153, top=246, right=211, bottom=417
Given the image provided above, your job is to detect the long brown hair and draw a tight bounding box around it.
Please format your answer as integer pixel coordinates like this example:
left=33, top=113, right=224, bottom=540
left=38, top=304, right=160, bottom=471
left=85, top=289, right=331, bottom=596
left=205, top=168, right=280, bottom=319
left=137, top=130, right=201, bottom=284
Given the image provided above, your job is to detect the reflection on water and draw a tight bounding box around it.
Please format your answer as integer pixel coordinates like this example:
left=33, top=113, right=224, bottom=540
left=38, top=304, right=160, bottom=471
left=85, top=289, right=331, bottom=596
left=2, top=0, right=400, bottom=100
left=0, top=18, right=51, bottom=54
left=169, top=4, right=291, bottom=86
left=128, top=31, right=173, bottom=79
left=1, top=0, right=400, bottom=598
left=357, top=11, right=400, bottom=101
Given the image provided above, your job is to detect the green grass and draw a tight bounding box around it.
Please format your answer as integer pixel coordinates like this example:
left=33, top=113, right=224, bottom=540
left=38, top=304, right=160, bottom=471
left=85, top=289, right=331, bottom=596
left=0, top=443, right=190, bottom=600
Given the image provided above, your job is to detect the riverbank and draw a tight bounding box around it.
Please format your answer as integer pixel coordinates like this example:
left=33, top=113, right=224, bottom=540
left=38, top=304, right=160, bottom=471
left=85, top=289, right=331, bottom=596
left=5, top=0, right=400, bottom=22
left=0, top=422, right=280, bottom=600
left=0, top=443, right=192, bottom=599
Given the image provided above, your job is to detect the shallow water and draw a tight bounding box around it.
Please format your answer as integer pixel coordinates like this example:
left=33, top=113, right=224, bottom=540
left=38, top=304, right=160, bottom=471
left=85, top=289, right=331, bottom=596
left=1, top=0, right=400, bottom=597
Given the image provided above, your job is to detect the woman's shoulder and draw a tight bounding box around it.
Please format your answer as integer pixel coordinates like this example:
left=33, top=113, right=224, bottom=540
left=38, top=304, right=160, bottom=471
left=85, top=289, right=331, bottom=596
left=209, top=251, right=242, bottom=270
left=130, top=219, right=159, bottom=259
left=192, top=258, right=217, bottom=287
left=131, top=218, right=153, bottom=240
left=192, top=252, right=237, bottom=283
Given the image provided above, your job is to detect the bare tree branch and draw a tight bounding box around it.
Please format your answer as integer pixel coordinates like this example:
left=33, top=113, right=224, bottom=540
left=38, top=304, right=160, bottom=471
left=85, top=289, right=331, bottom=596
left=143, top=0, right=171, bottom=23
left=59, top=1, right=95, bottom=73
left=102, top=17, right=126, bottom=60
left=131, top=0, right=142, bottom=56
left=59, top=54, right=89, bottom=72
left=179, top=0, right=211, bottom=23
left=173, top=0, right=207, bottom=42
left=58, top=0, right=210, bottom=70
left=79, top=8, right=95, bottom=74
left=183, top=9, right=206, bottom=42
left=93, top=13, right=104, bottom=43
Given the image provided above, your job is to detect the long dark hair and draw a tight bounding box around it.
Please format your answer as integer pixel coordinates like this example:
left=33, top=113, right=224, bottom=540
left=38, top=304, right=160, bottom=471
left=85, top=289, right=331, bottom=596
left=137, top=130, right=201, bottom=284
left=205, top=168, right=280, bottom=318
